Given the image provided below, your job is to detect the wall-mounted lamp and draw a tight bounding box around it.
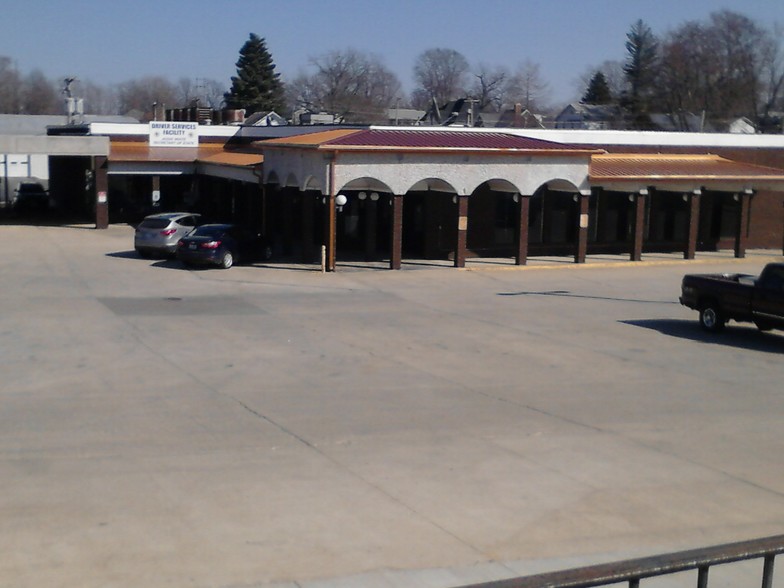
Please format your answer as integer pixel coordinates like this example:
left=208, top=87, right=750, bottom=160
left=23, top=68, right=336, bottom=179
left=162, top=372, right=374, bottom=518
left=370, top=192, right=379, bottom=201
left=512, top=193, right=519, bottom=203
left=335, top=193, right=348, bottom=212
left=358, top=191, right=367, bottom=200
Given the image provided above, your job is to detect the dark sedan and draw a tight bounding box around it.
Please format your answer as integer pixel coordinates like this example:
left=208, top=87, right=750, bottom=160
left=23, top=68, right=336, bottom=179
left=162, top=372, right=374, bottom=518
left=176, top=224, right=272, bottom=269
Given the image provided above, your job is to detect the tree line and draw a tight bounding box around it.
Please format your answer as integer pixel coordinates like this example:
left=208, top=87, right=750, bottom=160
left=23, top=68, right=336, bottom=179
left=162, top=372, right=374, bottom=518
left=2, top=9, right=782, bottom=132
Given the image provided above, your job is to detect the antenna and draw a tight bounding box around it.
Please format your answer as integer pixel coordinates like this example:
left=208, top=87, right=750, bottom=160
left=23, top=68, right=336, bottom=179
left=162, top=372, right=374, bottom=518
left=62, top=77, right=82, bottom=124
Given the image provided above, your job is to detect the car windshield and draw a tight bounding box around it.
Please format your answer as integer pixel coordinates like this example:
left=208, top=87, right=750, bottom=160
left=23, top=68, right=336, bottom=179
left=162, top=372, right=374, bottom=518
left=17, top=184, right=46, bottom=193
left=139, top=218, right=172, bottom=229
left=191, top=226, right=227, bottom=238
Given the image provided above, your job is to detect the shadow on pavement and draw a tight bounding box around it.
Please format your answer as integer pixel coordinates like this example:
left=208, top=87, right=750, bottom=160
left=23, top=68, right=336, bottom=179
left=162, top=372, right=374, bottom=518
left=621, top=318, right=784, bottom=353
left=106, top=251, right=140, bottom=259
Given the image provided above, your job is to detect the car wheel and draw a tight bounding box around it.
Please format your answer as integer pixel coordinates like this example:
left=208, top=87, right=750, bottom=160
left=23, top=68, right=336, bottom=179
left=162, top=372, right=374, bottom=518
left=220, top=250, right=234, bottom=269
left=755, top=321, right=773, bottom=332
left=136, top=248, right=151, bottom=259
left=699, top=302, right=725, bottom=332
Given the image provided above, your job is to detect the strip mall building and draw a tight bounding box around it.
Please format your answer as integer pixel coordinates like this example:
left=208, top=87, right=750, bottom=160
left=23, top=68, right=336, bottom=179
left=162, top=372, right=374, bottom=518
left=47, top=121, right=784, bottom=271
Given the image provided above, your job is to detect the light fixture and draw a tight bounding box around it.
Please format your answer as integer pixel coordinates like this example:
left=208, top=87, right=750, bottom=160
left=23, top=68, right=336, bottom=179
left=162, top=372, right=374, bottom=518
left=358, top=192, right=367, bottom=200
left=370, top=192, right=379, bottom=201
left=335, top=193, right=348, bottom=212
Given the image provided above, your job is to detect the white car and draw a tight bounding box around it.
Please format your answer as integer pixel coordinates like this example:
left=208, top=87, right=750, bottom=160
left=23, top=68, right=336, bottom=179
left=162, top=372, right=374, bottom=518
left=134, top=212, right=201, bottom=258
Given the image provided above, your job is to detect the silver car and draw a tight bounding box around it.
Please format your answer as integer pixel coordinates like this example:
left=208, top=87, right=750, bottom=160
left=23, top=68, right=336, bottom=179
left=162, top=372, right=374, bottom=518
left=134, top=212, right=202, bottom=258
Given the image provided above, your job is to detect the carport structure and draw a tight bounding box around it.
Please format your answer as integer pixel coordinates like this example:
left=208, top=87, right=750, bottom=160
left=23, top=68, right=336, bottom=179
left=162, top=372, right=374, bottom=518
left=257, top=128, right=784, bottom=271
left=259, top=128, right=601, bottom=271
left=589, top=153, right=784, bottom=261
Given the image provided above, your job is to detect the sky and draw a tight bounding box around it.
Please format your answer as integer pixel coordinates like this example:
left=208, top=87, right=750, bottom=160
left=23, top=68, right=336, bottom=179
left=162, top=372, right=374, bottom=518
left=1, top=0, right=782, bottom=108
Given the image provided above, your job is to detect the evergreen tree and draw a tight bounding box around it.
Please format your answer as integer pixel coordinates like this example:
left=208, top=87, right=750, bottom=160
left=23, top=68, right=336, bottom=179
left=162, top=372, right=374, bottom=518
left=224, top=33, right=285, bottom=116
left=581, top=71, right=613, bottom=105
left=622, top=20, right=659, bottom=127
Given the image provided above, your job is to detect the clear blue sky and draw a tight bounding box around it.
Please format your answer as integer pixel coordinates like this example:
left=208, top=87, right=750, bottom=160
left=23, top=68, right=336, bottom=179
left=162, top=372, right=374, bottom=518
left=1, top=0, right=782, bottom=107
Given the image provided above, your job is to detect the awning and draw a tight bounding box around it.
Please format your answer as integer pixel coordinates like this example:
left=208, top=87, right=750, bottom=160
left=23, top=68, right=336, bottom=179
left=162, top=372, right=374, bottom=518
left=590, top=153, right=784, bottom=192
left=108, top=141, right=262, bottom=178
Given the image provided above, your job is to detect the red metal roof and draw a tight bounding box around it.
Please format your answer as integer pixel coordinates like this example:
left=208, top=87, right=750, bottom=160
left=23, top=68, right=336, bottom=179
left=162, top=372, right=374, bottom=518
left=259, top=128, right=598, bottom=154
left=321, top=129, right=594, bottom=152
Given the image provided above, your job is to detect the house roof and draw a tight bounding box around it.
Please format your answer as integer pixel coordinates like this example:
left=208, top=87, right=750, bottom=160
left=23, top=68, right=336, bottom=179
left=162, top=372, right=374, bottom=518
left=590, top=153, right=784, bottom=183
left=259, top=128, right=600, bottom=155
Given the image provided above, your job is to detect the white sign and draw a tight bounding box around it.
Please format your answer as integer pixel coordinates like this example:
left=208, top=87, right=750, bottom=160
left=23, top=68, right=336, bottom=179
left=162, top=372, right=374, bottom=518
left=149, top=121, right=198, bottom=147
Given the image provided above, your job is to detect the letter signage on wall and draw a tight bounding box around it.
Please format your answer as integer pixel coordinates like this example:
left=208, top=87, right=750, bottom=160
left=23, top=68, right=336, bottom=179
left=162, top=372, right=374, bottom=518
left=149, top=121, right=199, bottom=147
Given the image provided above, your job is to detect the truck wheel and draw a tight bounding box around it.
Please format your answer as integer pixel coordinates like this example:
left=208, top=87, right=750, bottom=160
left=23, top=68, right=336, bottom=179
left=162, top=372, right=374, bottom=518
left=699, top=303, right=725, bottom=332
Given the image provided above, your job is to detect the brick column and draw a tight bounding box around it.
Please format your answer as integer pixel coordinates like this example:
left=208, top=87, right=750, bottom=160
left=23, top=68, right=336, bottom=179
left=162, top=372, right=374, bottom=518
left=630, top=191, right=647, bottom=262
left=575, top=192, right=589, bottom=264
left=325, top=193, right=337, bottom=271
left=685, top=190, right=701, bottom=260
left=734, top=191, right=751, bottom=258
left=454, top=195, right=468, bottom=268
left=94, top=156, right=108, bottom=229
left=515, top=194, right=530, bottom=265
left=390, top=194, right=403, bottom=270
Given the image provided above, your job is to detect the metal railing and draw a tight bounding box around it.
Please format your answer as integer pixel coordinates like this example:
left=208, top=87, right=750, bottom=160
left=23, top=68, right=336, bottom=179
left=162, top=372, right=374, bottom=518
left=457, top=535, right=784, bottom=588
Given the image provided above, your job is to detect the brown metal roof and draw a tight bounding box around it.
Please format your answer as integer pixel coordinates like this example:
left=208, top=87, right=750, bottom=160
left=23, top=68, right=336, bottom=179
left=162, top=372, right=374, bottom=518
left=590, top=153, right=784, bottom=182
left=109, top=142, right=262, bottom=166
left=259, top=128, right=599, bottom=154
left=257, top=129, right=363, bottom=148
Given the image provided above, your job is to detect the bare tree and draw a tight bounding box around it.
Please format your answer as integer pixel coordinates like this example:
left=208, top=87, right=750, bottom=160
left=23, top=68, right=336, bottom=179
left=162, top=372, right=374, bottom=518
left=758, top=24, right=784, bottom=127
left=116, top=76, right=178, bottom=118
left=202, top=79, right=227, bottom=109
left=502, top=60, right=551, bottom=112
left=77, top=79, right=118, bottom=115
left=21, top=70, right=59, bottom=114
left=412, top=48, right=469, bottom=108
left=469, top=64, right=507, bottom=112
left=0, top=56, right=22, bottom=113
left=658, top=10, right=780, bottom=129
left=287, top=48, right=401, bottom=123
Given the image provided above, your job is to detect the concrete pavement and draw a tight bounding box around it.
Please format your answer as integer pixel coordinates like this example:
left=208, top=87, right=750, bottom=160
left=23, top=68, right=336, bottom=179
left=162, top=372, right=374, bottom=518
left=1, top=223, right=784, bottom=588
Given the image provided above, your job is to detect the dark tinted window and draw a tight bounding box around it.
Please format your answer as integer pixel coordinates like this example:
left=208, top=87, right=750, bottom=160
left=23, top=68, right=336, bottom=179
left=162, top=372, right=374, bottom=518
left=17, top=183, right=46, bottom=194
left=139, top=218, right=171, bottom=229
left=192, top=226, right=227, bottom=238
left=178, top=216, right=197, bottom=227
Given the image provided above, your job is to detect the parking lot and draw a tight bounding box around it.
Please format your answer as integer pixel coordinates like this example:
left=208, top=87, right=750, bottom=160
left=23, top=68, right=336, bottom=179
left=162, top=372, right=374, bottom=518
left=1, top=223, right=784, bottom=588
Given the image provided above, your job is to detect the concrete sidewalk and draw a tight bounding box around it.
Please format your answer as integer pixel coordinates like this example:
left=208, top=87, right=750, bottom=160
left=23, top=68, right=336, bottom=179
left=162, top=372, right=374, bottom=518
left=1, top=224, right=783, bottom=588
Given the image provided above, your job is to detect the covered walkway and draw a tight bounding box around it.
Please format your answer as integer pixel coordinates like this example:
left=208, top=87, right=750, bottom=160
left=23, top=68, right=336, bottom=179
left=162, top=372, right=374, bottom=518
left=256, top=128, right=784, bottom=271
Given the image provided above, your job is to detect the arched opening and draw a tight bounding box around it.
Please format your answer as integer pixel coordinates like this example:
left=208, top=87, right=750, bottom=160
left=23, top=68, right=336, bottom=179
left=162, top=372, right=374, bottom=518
left=528, top=181, right=582, bottom=256
left=334, top=178, right=394, bottom=262
left=465, top=179, right=520, bottom=259
left=404, top=178, right=458, bottom=260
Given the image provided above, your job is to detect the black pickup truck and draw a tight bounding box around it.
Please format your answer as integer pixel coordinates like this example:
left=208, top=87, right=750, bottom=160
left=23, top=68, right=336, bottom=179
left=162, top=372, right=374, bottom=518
left=680, top=262, right=784, bottom=332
